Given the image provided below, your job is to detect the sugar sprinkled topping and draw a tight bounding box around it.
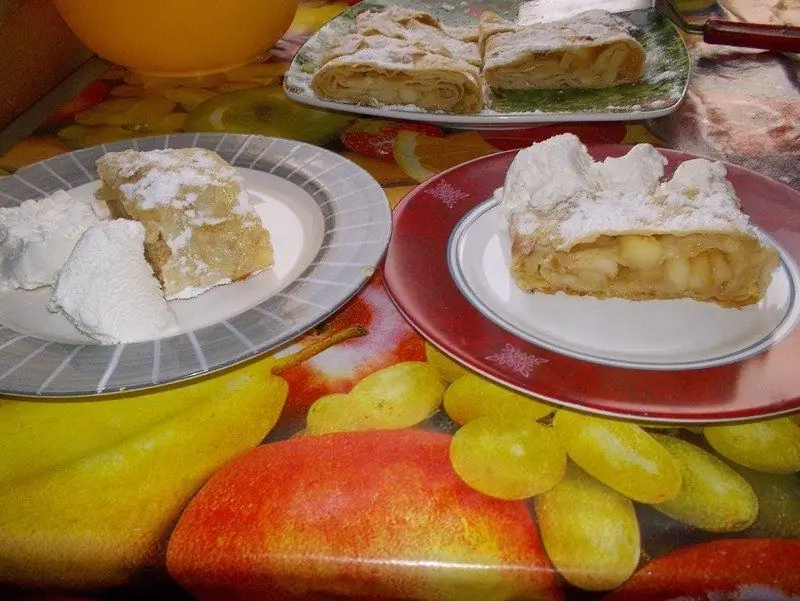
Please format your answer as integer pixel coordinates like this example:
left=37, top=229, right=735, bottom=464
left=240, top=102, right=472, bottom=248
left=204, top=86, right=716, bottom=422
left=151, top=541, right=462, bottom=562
left=96, top=148, right=270, bottom=300
left=111, top=148, right=246, bottom=212
left=501, top=134, right=755, bottom=249
left=484, top=9, right=640, bottom=70
left=324, top=8, right=481, bottom=68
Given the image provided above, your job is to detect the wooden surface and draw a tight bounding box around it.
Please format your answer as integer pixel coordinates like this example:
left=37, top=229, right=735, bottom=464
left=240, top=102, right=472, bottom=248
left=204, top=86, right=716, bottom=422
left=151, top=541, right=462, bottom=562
left=0, top=0, right=91, bottom=129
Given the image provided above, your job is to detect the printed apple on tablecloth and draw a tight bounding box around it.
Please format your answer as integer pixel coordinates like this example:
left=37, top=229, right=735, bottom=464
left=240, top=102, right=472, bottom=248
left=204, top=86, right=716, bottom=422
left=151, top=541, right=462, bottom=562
left=275, top=274, right=426, bottom=431
left=166, top=429, right=562, bottom=601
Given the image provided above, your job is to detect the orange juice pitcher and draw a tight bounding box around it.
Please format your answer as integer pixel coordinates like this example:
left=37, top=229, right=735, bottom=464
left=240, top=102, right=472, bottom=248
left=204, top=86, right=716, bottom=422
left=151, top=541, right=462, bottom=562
left=53, top=0, right=300, bottom=76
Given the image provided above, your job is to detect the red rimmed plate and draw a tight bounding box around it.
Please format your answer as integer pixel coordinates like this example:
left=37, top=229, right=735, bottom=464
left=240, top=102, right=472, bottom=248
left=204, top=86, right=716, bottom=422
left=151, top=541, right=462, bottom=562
left=382, top=145, right=800, bottom=424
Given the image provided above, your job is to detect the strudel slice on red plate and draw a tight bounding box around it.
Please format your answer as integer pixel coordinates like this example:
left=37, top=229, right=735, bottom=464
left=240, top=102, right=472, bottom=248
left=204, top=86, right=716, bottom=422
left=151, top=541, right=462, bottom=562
left=500, top=134, right=779, bottom=308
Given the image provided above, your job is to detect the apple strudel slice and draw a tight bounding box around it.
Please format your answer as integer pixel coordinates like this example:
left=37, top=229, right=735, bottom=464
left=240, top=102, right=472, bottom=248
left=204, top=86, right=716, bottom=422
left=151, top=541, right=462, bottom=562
left=311, top=35, right=484, bottom=114
left=500, top=134, right=779, bottom=308
left=483, top=9, right=646, bottom=90
left=95, top=148, right=274, bottom=300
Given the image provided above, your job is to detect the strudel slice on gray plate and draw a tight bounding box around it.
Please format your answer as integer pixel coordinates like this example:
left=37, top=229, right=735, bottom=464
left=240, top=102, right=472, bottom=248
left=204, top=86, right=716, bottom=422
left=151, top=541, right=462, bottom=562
left=482, top=9, right=646, bottom=90
left=500, top=134, right=779, bottom=308
left=96, top=148, right=274, bottom=300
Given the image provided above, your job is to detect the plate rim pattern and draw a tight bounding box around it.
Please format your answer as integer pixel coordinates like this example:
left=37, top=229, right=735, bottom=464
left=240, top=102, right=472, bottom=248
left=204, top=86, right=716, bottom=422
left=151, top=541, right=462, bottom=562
left=382, top=145, right=800, bottom=424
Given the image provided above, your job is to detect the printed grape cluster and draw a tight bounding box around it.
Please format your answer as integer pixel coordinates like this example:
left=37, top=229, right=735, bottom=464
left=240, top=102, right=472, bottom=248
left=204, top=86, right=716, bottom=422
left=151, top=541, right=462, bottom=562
left=301, top=341, right=800, bottom=592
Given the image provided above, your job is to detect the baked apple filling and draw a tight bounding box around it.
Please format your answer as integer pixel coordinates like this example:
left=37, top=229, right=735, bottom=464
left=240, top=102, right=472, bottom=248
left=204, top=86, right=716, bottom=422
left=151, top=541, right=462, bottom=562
left=513, top=233, right=778, bottom=307
left=486, top=42, right=644, bottom=90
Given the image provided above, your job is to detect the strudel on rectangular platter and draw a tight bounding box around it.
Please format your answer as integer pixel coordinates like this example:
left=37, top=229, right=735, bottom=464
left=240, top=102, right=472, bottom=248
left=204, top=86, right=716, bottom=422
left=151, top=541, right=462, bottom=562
left=482, top=9, right=646, bottom=90
left=95, top=148, right=274, bottom=300
left=500, top=134, right=779, bottom=308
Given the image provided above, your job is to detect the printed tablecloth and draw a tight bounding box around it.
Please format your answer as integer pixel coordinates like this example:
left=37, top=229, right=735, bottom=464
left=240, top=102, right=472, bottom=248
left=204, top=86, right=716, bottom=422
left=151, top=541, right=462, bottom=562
left=0, top=1, right=799, bottom=599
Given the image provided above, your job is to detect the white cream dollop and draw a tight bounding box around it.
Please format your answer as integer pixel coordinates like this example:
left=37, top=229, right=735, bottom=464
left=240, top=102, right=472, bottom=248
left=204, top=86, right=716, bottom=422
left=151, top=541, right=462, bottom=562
left=499, top=133, right=752, bottom=247
left=592, top=143, right=667, bottom=194
left=48, top=219, right=178, bottom=344
left=500, top=133, right=595, bottom=218
left=0, top=190, right=102, bottom=291
left=662, top=157, right=734, bottom=198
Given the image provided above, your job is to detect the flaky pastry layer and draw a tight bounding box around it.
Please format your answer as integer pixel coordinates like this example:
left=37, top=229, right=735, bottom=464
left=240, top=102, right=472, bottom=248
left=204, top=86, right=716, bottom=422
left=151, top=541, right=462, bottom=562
left=482, top=9, right=646, bottom=90
left=312, top=36, right=484, bottom=114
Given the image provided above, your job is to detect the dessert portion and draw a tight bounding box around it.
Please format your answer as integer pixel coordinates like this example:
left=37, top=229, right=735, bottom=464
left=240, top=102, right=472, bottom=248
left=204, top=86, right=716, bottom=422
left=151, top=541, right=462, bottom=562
left=0, top=147, right=276, bottom=345
left=48, top=220, right=178, bottom=344
left=307, top=5, right=649, bottom=114
left=482, top=10, right=646, bottom=90
left=500, top=134, right=779, bottom=308
left=312, top=37, right=484, bottom=114
left=0, top=190, right=101, bottom=291
left=311, top=7, right=484, bottom=114
left=96, top=148, right=274, bottom=300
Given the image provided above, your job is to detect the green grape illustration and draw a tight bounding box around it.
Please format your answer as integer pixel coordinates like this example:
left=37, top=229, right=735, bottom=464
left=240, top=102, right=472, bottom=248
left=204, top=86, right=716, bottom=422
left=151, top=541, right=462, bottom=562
left=534, top=463, right=640, bottom=591
left=444, top=373, right=553, bottom=425
left=651, top=434, right=758, bottom=532
left=552, top=410, right=682, bottom=503
left=306, top=362, right=444, bottom=435
left=449, top=417, right=566, bottom=500
left=704, top=418, right=800, bottom=474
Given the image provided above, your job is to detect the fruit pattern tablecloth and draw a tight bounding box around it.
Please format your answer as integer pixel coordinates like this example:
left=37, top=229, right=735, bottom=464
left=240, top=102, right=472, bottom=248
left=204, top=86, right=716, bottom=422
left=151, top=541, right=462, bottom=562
left=1, top=1, right=799, bottom=600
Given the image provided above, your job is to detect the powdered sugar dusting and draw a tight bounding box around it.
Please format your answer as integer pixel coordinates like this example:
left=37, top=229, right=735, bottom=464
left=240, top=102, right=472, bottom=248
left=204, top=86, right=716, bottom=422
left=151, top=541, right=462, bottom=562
left=108, top=149, right=245, bottom=211
left=353, top=6, right=481, bottom=65
left=443, top=24, right=479, bottom=41
left=501, top=134, right=756, bottom=249
left=284, top=0, right=689, bottom=118
left=96, top=148, right=272, bottom=301
left=485, top=9, right=640, bottom=70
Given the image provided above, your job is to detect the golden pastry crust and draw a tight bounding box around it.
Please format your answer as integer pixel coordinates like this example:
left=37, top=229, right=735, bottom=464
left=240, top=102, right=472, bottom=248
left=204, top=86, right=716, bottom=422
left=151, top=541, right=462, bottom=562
left=477, top=11, right=517, bottom=55
left=95, top=148, right=274, bottom=300
left=311, top=5, right=484, bottom=113
left=312, top=35, right=484, bottom=114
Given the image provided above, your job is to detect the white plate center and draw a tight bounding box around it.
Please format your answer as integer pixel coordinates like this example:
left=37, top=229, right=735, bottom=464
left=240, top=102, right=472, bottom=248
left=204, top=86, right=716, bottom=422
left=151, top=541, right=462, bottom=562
left=450, top=201, right=800, bottom=370
left=0, top=168, right=325, bottom=344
